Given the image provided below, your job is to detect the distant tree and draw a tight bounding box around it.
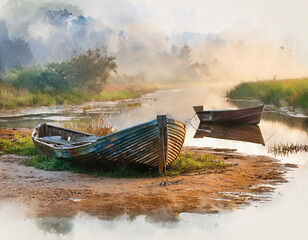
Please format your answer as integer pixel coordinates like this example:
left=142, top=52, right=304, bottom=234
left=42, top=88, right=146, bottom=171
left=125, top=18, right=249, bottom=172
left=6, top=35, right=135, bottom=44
left=47, top=48, right=117, bottom=93
left=0, top=19, right=9, bottom=43
left=0, top=38, right=33, bottom=70
left=117, top=30, right=130, bottom=60
left=170, top=44, right=178, bottom=57
left=45, top=8, right=73, bottom=26
left=190, top=62, right=210, bottom=77
left=178, top=44, right=192, bottom=65
left=5, top=48, right=117, bottom=93
left=0, top=57, right=3, bottom=73
left=71, top=15, right=88, bottom=46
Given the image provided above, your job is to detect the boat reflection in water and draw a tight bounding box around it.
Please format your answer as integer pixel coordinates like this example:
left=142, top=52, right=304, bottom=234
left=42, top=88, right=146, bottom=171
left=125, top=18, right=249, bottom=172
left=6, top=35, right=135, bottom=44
left=194, top=123, right=265, bottom=145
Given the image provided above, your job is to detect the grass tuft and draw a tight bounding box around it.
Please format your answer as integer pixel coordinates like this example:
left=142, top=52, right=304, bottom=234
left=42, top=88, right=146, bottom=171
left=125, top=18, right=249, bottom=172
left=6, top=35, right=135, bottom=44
left=268, top=143, right=308, bottom=157
left=167, top=152, right=228, bottom=175
left=0, top=133, right=36, bottom=156
left=25, top=155, right=72, bottom=171
left=60, top=116, right=114, bottom=136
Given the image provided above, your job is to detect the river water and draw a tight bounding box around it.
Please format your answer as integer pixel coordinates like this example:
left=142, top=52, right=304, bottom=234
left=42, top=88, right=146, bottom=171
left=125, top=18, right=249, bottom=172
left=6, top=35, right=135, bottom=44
left=0, top=85, right=308, bottom=239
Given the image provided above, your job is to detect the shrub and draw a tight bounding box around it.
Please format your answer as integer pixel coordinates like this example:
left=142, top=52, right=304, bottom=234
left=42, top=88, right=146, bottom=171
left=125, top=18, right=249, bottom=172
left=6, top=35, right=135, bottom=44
left=2, top=48, right=117, bottom=94
left=12, top=67, right=66, bottom=92
left=0, top=134, right=36, bottom=156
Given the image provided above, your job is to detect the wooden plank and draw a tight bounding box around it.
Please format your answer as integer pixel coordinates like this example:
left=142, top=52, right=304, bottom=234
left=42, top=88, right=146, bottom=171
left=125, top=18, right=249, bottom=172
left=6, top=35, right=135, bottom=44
left=157, top=115, right=167, bottom=173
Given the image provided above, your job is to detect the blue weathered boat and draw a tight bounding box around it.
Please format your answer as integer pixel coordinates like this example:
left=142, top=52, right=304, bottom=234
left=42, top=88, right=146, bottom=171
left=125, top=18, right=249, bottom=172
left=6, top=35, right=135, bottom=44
left=32, top=115, right=185, bottom=172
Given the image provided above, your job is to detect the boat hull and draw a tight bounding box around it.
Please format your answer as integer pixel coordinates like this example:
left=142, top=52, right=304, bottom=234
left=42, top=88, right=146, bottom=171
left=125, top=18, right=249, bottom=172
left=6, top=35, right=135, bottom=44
left=194, top=105, right=264, bottom=124
left=32, top=116, right=185, bottom=171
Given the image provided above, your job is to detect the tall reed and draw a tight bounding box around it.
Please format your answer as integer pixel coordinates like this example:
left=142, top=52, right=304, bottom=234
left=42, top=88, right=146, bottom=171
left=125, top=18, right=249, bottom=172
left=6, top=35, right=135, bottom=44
left=268, top=143, right=308, bottom=156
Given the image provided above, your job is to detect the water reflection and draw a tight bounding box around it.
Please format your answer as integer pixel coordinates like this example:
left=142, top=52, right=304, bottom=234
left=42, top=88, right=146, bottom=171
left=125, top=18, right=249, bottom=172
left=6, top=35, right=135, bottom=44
left=262, top=111, right=308, bottom=134
left=35, top=217, right=73, bottom=235
left=194, top=123, right=265, bottom=145
left=0, top=99, right=141, bottom=128
left=229, top=99, right=308, bottom=134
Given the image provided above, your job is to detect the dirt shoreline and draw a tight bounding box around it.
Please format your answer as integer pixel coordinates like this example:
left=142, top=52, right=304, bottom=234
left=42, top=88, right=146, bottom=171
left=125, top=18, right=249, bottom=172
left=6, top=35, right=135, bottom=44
left=0, top=128, right=296, bottom=220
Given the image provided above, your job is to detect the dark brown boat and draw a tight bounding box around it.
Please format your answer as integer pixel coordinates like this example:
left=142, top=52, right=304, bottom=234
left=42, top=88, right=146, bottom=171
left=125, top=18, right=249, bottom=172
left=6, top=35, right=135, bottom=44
left=193, top=105, right=264, bottom=124
left=194, top=123, right=265, bottom=145
left=32, top=115, right=185, bottom=172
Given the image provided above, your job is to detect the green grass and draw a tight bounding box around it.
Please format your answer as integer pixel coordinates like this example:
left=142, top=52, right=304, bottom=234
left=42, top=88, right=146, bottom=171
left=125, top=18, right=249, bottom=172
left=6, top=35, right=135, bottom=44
left=25, top=155, right=161, bottom=178
left=166, top=152, right=228, bottom=175
left=0, top=134, right=36, bottom=156
left=25, top=155, right=72, bottom=171
left=95, top=83, right=157, bottom=102
left=1, top=134, right=227, bottom=177
left=25, top=152, right=227, bottom=177
left=98, top=89, right=141, bottom=101
left=0, top=83, right=157, bottom=110
left=0, top=85, right=91, bottom=109
left=228, top=78, right=308, bottom=111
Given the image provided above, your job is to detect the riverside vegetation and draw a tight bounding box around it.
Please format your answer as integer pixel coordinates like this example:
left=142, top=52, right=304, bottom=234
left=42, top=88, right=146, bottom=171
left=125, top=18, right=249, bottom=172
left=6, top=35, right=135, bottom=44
left=0, top=48, right=157, bottom=110
left=228, top=78, right=308, bottom=112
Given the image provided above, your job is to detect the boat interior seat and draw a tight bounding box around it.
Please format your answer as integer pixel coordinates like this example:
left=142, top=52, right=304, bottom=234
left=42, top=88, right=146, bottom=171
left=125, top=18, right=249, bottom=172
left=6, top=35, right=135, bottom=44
left=40, top=136, right=61, bottom=141
left=38, top=135, right=97, bottom=147
left=39, top=136, right=74, bottom=145
left=74, top=135, right=98, bottom=142
left=58, top=144, right=78, bottom=148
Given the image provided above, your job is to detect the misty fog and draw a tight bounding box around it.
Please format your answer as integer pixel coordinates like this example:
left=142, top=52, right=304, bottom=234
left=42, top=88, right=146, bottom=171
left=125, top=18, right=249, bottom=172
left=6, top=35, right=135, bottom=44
left=0, top=0, right=307, bottom=84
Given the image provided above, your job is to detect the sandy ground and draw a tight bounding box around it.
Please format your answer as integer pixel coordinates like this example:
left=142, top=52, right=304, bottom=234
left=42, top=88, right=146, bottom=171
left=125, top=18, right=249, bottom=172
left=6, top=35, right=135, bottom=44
left=0, top=128, right=297, bottom=220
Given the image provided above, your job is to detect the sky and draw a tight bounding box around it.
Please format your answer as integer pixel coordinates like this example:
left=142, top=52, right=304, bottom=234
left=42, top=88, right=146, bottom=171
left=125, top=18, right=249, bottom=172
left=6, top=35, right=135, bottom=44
left=0, top=0, right=308, bottom=80
left=70, top=0, right=306, bottom=37
left=57, top=0, right=308, bottom=61
left=1, top=0, right=308, bottom=42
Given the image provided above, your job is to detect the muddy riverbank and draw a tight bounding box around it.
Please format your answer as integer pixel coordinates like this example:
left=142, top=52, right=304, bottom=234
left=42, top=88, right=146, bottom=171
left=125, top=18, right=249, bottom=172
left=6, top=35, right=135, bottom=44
left=0, top=129, right=296, bottom=220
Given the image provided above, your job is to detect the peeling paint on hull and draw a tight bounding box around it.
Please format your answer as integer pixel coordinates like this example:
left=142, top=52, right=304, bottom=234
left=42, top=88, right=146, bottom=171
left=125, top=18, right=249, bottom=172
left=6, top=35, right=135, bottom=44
left=32, top=117, right=185, bottom=171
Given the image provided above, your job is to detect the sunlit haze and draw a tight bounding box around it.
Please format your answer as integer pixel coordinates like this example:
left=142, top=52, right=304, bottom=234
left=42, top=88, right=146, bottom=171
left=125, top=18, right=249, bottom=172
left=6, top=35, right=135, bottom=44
left=1, top=0, right=308, bottom=82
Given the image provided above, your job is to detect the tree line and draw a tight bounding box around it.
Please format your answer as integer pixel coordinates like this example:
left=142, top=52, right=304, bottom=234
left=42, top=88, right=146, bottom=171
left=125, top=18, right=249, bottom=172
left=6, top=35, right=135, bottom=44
left=0, top=49, right=117, bottom=94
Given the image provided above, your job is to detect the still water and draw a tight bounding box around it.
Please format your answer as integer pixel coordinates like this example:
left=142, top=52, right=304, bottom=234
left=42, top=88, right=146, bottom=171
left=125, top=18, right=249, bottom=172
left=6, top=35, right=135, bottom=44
left=0, top=86, right=308, bottom=239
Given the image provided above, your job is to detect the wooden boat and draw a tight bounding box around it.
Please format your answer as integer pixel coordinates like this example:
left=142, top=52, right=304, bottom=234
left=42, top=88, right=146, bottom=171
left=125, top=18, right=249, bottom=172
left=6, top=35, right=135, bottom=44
left=193, top=105, right=264, bottom=124
left=32, top=115, right=185, bottom=172
left=194, top=123, right=265, bottom=145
